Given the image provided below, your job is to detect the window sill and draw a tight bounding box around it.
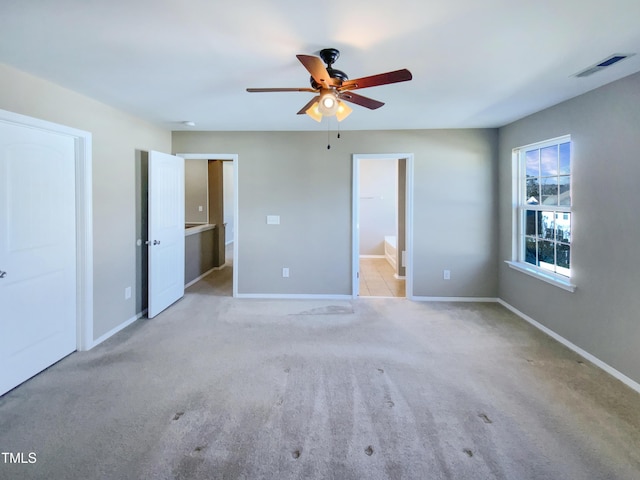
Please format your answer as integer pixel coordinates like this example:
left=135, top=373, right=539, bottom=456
left=505, top=261, right=576, bottom=292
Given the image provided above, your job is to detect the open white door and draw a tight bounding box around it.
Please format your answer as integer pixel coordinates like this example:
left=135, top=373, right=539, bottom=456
left=148, top=151, right=185, bottom=318
left=0, top=122, right=77, bottom=395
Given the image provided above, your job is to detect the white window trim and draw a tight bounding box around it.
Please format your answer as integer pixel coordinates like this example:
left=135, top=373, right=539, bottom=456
left=510, top=135, right=575, bottom=293
left=505, top=260, right=576, bottom=292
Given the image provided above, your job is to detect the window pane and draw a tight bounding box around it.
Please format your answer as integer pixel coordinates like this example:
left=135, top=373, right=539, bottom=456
left=559, top=175, right=570, bottom=206
left=538, top=240, right=555, bottom=270
left=541, top=178, right=559, bottom=206
left=517, top=137, right=570, bottom=278
left=525, top=238, right=537, bottom=265
left=540, top=145, right=558, bottom=176
left=539, top=211, right=555, bottom=240
left=556, top=212, right=570, bottom=242
left=557, top=243, right=570, bottom=270
left=525, top=210, right=536, bottom=236
left=525, top=150, right=539, bottom=177
left=559, top=142, right=570, bottom=175
left=526, top=178, right=539, bottom=204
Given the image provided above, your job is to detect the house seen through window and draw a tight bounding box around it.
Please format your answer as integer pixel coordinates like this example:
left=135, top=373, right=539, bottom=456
left=517, top=136, right=571, bottom=278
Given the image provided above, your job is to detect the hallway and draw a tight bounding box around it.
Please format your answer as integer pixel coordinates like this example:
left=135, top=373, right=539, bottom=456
left=186, top=242, right=233, bottom=297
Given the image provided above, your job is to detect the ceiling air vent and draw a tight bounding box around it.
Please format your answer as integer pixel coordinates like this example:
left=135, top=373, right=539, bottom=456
left=573, top=53, right=635, bottom=78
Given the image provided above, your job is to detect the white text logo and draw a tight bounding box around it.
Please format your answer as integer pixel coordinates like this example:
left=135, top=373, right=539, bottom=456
left=1, top=452, right=37, bottom=464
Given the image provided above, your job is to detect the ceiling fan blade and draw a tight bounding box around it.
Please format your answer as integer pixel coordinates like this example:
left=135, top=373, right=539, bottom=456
left=296, top=96, right=320, bottom=115
left=246, top=87, right=317, bottom=93
left=340, top=69, right=412, bottom=91
left=296, top=54, right=340, bottom=87
left=339, top=92, right=385, bottom=110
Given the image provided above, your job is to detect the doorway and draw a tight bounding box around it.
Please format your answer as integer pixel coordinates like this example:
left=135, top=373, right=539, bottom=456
left=352, top=153, right=413, bottom=298
left=178, top=153, right=238, bottom=297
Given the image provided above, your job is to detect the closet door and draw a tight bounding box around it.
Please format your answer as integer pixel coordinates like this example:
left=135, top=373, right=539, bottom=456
left=0, top=122, right=76, bottom=395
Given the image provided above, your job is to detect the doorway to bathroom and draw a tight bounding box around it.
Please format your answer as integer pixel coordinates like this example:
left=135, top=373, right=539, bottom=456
left=352, top=154, right=414, bottom=298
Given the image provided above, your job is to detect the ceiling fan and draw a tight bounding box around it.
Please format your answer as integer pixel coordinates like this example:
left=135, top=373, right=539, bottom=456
left=246, top=48, right=412, bottom=122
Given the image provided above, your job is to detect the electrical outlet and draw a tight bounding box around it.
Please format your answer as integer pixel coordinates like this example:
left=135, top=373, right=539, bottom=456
left=198, top=205, right=203, bottom=212
left=443, top=270, right=451, bottom=280
left=125, top=286, right=132, bottom=299
left=282, top=267, right=289, bottom=278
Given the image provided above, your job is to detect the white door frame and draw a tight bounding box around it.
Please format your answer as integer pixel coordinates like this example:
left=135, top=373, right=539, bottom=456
left=177, top=153, right=238, bottom=297
left=352, top=153, right=414, bottom=299
left=0, top=108, right=94, bottom=351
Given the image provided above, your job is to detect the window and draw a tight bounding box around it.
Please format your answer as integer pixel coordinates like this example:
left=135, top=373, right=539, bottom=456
left=509, top=135, right=574, bottom=291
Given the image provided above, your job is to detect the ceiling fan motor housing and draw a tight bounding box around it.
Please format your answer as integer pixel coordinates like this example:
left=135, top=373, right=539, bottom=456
left=310, top=68, right=348, bottom=89
left=309, top=48, right=349, bottom=89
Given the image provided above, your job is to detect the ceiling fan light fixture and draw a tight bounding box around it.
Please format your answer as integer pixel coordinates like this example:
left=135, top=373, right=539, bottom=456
left=336, top=101, right=352, bottom=122
left=318, top=90, right=339, bottom=116
left=321, top=96, right=336, bottom=109
left=305, top=101, right=323, bottom=122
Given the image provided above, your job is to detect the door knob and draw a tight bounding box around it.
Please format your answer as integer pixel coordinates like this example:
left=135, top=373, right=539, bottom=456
left=0, top=270, right=6, bottom=278
left=153, top=240, right=161, bottom=245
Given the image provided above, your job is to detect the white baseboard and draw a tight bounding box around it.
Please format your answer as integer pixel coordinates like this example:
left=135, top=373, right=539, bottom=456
left=393, top=274, right=406, bottom=280
left=185, top=269, right=214, bottom=289
left=235, top=293, right=353, bottom=300
left=412, top=296, right=498, bottom=303
left=88, top=310, right=147, bottom=349
left=184, top=264, right=229, bottom=289
left=359, top=255, right=385, bottom=259
left=497, top=299, right=640, bottom=395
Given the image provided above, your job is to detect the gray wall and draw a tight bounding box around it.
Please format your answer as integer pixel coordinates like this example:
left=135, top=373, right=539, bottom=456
left=185, top=159, right=208, bottom=223
left=0, top=63, right=171, bottom=341
left=359, top=158, right=397, bottom=256
left=498, top=71, right=640, bottom=384
left=185, top=228, right=215, bottom=284
left=173, top=129, right=498, bottom=297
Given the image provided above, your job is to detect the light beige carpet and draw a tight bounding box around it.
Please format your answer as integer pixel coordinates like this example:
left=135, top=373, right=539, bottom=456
left=1, top=291, right=639, bottom=479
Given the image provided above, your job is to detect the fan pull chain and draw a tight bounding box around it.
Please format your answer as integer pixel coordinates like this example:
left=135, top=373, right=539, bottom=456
left=325, top=118, right=342, bottom=149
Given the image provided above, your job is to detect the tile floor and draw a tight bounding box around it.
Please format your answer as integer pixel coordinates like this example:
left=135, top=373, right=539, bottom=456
left=359, top=257, right=405, bottom=297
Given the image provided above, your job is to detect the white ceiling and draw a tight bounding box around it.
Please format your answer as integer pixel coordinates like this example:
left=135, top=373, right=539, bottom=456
left=2, top=0, right=640, bottom=131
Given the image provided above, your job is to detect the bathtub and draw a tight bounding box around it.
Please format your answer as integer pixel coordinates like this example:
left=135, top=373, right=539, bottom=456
left=384, top=235, right=397, bottom=270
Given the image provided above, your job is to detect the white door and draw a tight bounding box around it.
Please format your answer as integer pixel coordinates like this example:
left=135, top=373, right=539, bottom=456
left=0, top=123, right=77, bottom=396
left=148, top=151, right=184, bottom=318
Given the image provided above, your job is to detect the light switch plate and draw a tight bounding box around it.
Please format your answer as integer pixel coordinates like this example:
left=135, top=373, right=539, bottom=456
left=267, top=215, right=280, bottom=225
